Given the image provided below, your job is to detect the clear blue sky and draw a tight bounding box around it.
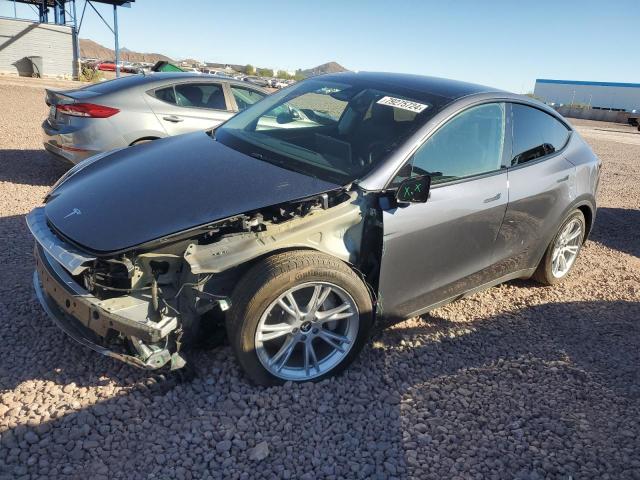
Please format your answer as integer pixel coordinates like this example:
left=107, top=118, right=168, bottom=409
left=3, top=0, right=639, bottom=92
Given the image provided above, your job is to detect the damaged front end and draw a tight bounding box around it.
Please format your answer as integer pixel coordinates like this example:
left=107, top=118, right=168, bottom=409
left=28, top=188, right=377, bottom=370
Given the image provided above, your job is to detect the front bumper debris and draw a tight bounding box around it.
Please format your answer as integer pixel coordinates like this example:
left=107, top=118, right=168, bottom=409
left=26, top=207, right=96, bottom=275
left=33, top=243, right=180, bottom=370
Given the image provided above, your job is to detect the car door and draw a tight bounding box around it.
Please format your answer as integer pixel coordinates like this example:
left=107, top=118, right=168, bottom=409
left=492, top=103, right=575, bottom=275
left=147, top=81, right=234, bottom=136
left=378, top=102, right=510, bottom=322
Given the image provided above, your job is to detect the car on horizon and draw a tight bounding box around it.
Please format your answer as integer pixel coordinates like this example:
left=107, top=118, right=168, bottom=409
left=244, top=75, right=270, bottom=87
left=96, top=61, right=117, bottom=72
left=28, top=72, right=600, bottom=385
left=42, top=72, right=268, bottom=163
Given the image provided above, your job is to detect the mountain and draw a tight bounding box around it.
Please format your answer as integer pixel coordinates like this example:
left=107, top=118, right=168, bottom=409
left=79, top=39, right=173, bottom=63
left=300, top=62, right=348, bottom=78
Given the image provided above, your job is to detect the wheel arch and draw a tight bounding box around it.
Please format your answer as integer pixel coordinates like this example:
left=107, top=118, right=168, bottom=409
left=576, top=203, right=594, bottom=242
left=129, top=136, right=162, bottom=146
left=222, top=246, right=377, bottom=305
left=570, top=197, right=596, bottom=243
left=527, top=195, right=595, bottom=276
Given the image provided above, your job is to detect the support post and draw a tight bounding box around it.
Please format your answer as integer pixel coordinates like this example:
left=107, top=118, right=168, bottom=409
left=39, top=1, right=48, bottom=23
left=59, top=0, right=65, bottom=24
left=54, top=0, right=65, bottom=25
left=72, top=0, right=81, bottom=80
left=113, top=4, right=120, bottom=78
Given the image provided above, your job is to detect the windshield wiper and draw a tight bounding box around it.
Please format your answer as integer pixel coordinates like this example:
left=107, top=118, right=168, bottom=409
left=249, top=151, right=326, bottom=181
left=249, top=151, right=292, bottom=171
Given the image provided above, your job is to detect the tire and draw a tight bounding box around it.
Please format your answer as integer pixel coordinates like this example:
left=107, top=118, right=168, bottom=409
left=533, top=210, right=586, bottom=285
left=226, top=250, right=374, bottom=386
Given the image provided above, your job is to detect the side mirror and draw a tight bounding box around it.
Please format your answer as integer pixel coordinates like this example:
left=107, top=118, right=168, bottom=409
left=395, top=175, right=431, bottom=204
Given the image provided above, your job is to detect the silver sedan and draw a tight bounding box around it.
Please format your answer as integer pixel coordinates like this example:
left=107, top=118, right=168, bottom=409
left=42, top=72, right=268, bottom=163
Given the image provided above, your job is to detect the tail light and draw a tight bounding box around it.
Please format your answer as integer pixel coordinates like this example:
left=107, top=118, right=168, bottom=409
left=56, top=103, right=120, bottom=118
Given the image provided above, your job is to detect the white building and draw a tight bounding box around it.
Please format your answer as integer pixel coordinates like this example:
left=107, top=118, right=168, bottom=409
left=534, top=79, right=640, bottom=112
left=0, top=17, right=76, bottom=78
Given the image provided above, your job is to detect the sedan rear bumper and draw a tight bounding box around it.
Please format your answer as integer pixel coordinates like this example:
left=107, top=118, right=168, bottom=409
left=42, top=119, right=102, bottom=164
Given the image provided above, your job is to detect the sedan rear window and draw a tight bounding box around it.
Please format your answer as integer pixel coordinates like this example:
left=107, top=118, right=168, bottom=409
left=174, top=83, right=227, bottom=110
left=79, top=73, right=150, bottom=94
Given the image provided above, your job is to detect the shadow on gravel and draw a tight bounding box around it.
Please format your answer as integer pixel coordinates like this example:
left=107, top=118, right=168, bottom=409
left=590, top=207, right=640, bottom=258
left=0, top=149, right=68, bottom=186
left=1, top=300, right=638, bottom=479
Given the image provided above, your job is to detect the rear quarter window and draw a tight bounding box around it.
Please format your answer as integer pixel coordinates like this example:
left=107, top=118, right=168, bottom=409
left=510, top=104, right=570, bottom=166
left=153, top=86, right=177, bottom=104
left=230, top=86, right=266, bottom=111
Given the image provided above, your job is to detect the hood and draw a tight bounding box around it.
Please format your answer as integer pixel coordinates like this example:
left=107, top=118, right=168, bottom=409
left=45, top=132, right=340, bottom=253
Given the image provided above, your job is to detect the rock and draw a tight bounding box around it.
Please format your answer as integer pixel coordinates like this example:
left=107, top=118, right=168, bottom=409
left=248, top=441, right=269, bottom=461
left=216, top=440, right=232, bottom=453
left=24, top=431, right=39, bottom=444
left=384, top=461, right=397, bottom=475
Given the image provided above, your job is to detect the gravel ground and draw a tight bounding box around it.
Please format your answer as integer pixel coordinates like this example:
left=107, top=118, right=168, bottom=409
left=0, top=78, right=639, bottom=479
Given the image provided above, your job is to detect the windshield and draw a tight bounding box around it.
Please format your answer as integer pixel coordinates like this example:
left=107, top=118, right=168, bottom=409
left=216, top=77, right=442, bottom=184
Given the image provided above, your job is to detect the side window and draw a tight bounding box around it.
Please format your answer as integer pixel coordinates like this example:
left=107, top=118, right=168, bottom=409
left=510, top=104, right=570, bottom=166
left=405, top=103, right=506, bottom=185
left=154, top=86, right=176, bottom=104
left=230, top=86, right=266, bottom=111
left=174, top=83, right=227, bottom=110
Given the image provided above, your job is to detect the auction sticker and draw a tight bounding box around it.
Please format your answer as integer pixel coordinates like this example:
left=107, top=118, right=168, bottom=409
left=377, top=96, right=429, bottom=113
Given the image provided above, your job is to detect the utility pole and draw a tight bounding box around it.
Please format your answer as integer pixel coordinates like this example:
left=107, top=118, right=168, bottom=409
left=72, top=0, right=80, bottom=80
left=113, top=4, right=120, bottom=78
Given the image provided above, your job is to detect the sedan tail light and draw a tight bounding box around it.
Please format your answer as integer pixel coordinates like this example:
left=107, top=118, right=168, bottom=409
left=56, top=103, right=120, bottom=118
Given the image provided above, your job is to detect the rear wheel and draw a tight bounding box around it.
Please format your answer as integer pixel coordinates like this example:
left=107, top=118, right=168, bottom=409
left=533, top=210, right=585, bottom=285
left=226, top=251, right=373, bottom=386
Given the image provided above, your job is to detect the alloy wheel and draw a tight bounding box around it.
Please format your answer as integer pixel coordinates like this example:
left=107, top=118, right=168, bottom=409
left=551, top=218, right=583, bottom=278
left=255, top=282, right=359, bottom=381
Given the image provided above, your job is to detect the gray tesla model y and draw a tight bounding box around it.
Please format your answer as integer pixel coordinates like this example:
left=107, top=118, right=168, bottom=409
left=28, top=72, right=600, bottom=384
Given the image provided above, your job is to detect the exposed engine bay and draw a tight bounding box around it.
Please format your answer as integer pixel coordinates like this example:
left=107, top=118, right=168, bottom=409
left=52, top=188, right=381, bottom=370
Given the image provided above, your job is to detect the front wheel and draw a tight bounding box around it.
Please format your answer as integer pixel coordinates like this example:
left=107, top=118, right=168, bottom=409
left=533, top=210, right=586, bottom=285
left=226, top=251, right=374, bottom=386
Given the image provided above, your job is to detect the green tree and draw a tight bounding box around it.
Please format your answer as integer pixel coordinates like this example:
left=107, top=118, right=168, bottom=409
left=276, top=70, right=291, bottom=80
left=245, top=64, right=255, bottom=75
left=257, top=68, right=274, bottom=77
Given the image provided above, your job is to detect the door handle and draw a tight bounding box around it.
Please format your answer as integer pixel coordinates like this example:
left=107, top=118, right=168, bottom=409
left=163, top=115, right=184, bottom=123
left=557, top=175, right=570, bottom=183
left=483, top=193, right=501, bottom=203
